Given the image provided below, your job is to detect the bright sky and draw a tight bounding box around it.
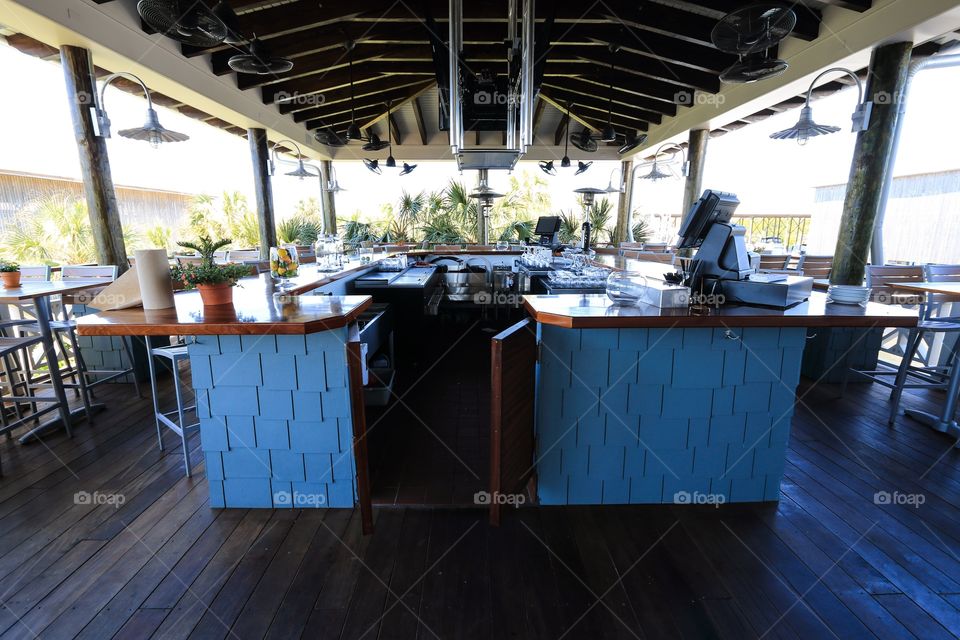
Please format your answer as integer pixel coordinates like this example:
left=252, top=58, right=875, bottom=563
left=1, top=41, right=958, bottom=220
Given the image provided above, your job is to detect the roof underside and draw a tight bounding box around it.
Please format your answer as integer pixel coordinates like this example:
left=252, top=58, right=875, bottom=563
left=6, top=0, right=960, bottom=161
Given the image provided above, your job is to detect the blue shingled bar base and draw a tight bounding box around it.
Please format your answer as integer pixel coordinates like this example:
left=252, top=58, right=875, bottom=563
left=801, top=326, right=883, bottom=383
left=188, top=330, right=357, bottom=509
left=536, top=325, right=806, bottom=505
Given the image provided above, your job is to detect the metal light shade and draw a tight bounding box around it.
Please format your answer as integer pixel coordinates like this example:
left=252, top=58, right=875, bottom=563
left=599, top=123, right=617, bottom=142
left=285, top=159, right=314, bottom=179
left=575, top=161, right=592, bottom=176
left=117, top=107, right=188, bottom=147
left=560, top=156, right=571, bottom=168
left=399, top=163, right=417, bottom=176
left=574, top=186, right=607, bottom=207
left=640, top=161, right=671, bottom=181
left=346, top=122, right=362, bottom=140
left=362, top=134, right=390, bottom=151
left=770, top=105, right=841, bottom=144
left=363, top=158, right=381, bottom=174
left=325, top=179, right=346, bottom=193
left=539, top=160, right=556, bottom=176
left=385, top=155, right=397, bottom=169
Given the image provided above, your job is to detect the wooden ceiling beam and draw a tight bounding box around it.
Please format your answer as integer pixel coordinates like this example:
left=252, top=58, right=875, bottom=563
left=292, top=82, right=434, bottom=123
left=261, top=62, right=436, bottom=105
left=544, top=64, right=693, bottom=105
left=283, top=78, right=430, bottom=116
left=389, top=113, right=403, bottom=145
left=411, top=97, right=428, bottom=145
left=554, top=111, right=569, bottom=146
left=539, top=87, right=662, bottom=125
left=358, top=84, right=434, bottom=130
left=541, top=78, right=677, bottom=117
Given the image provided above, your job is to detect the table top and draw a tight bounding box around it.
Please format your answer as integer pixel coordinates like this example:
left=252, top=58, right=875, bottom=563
left=75, top=267, right=375, bottom=336
left=523, top=292, right=918, bottom=329
left=894, top=282, right=960, bottom=296
left=0, top=279, right=109, bottom=302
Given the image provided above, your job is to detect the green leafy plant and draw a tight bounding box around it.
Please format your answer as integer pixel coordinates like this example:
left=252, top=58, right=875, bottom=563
left=585, top=197, right=614, bottom=244
left=632, top=216, right=653, bottom=245
left=172, top=235, right=251, bottom=288
left=277, top=215, right=323, bottom=245
left=0, top=260, right=20, bottom=273
left=557, top=209, right=581, bottom=244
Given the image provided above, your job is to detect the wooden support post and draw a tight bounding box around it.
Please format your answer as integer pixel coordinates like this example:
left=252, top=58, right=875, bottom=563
left=59, top=45, right=128, bottom=273
left=320, top=160, right=338, bottom=234
left=612, top=159, right=634, bottom=245
left=247, top=128, right=277, bottom=255
left=681, top=128, right=709, bottom=222
left=832, top=41, right=912, bottom=285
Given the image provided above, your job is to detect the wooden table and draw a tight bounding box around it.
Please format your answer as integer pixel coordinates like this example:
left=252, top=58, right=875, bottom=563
left=888, top=281, right=960, bottom=440
left=0, top=280, right=109, bottom=442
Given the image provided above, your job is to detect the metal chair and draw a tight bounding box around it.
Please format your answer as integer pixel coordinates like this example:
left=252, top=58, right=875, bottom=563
left=0, top=335, right=67, bottom=455
left=851, top=264, right=960, bottom=425
left=226, top=249, right=261, bottom=263
left=145, top=338, right=198, bottom=476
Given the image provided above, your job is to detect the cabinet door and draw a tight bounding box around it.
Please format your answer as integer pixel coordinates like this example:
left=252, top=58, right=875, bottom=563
left=489, top=318, right=537, bottom=525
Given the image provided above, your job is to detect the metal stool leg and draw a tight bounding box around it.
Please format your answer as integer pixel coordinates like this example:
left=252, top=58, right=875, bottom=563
left=64, top=328, right=93, bottom=422
left=172, top=359, right=192, bottom=477
left=145, top=337, right=165, bottom=452
left=889, top=329, right=924, bottom=426
left=53, top=331, right=80, bottom=398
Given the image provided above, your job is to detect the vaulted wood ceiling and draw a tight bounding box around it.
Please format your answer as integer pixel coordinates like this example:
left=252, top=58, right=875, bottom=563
left=89, top=0, right=876, bottom=150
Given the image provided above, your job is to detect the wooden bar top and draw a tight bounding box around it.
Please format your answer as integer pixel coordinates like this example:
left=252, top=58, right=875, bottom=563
left=75, top=267, right=374, bottom=336
left=523, top=292, right=918, bottom=329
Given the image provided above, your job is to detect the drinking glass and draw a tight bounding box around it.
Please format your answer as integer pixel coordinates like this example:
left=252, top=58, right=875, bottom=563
left=270, top=245, right=300, bottom=291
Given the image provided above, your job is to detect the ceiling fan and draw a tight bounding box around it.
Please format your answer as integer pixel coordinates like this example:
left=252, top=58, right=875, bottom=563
left=540, top=103, right=592, bottom=176
left=363, top=101, right=416, bottom=176
left=712, top=4, right=796, bottom=84
left=138, top=1, right=294, bottom=75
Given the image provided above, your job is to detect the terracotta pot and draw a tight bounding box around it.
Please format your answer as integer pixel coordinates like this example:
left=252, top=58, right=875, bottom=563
left=0, top=271, right=21, bottom=289
left=196, top=282, right=234, bottom=306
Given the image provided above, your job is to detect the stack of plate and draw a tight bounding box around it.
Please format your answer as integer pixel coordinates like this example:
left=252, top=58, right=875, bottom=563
left=827, top=284, right=870, bottom=305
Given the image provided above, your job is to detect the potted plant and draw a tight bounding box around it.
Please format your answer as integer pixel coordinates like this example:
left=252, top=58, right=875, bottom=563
left=0, top=260, right=21, bottom=289
left=171, top=236, right=251, bottom=306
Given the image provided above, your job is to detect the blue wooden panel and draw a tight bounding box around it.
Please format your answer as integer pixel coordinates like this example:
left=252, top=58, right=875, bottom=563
left=259, top=388, right=294, bottom=420
left=576, top=414, right=605, bottom=447
left=733, top=383, right=771, bottom=414
left=270, top=450, right=306, bottom=481
left=602, top=478, right=631, bottom=504
left=588, top=446, right=625, bottom=479
left=223, top=478, right=273, bottom=507
left=205, top=452, right=224, bottom=480
left=327, top=480, right=356, bottom=507
left=609, top=350, right=639, bottom=385
left=321, top=388, right=351, bottom=419
left=295, top=353, right=326, bottom=392
left=208, top=386, right=259, bottom=416
left=629, top=476, right=663, bottom=503
left=324, top=351, right=348, bottom=388
left=226, top=416, right=256, bottom=449
left=218, top=335, right=242, bottom=354
left=708, top=415, right=746, bottom=445
left=673, top=350, right=722, bottom=388
left=627, top=384, right=663, bottom=416
left=199, top=417, right=228, bottom=451
left=561, top=447, right=589, bottom=476
left=276, top=335, right=308, bottom=355
left=289, top=419, right=340, bottom=453
left=240, top=334, right=278, bottom=353
left=304, top=453, right=334, bottom=483
left=221, top=449, right=271, bottom=478
left=568, top=477, right=603, bottom=504
left=617, top=328, right=648, bottom=351
left=662, top=387, right=711, bottom=418
left=208, top=480, right=225, bottom=508
left=638, top=417, right=688, bottom=449
left=581, top=328, right=619, bottom=351
left=254, top=418, right=290, bottom=449
left=189, top=335, right=220, bottom=355
left=190, top=356, right=213, bottom=390
left=261, top=353, right=298, bottom=389
left=605, top=415, right=639, bottom=447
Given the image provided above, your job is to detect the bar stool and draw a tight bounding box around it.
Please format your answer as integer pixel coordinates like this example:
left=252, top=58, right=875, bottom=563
left=145, top=337, right=199, bottom=476
left=0, top=335, right=69, bottom=463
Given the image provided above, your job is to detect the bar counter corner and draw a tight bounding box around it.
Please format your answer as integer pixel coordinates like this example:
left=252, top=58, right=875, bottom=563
left=522, top=293, right=917, bottom=506
left=76, top=270, right=374, bottom=511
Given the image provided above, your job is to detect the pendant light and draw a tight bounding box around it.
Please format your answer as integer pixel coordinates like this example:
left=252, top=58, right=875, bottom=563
left=539, top=103, right=591, bottom=176
left=93, top=72, right=188, bottom=148
left=770, top=67, right=873, bottom=145
left=345, top=41, right=362, bottom=142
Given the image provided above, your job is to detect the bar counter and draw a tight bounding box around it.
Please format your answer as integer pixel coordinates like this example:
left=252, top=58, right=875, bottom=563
left=75, top=264, right=382, bottom=511
left=525, top=291, right=917, bottom=506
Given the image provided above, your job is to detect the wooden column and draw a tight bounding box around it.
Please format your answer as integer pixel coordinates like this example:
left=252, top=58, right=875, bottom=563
left=60, top=46, right=128, bottom=272
left=832, top=41, right=912, bottom=285
left=320, top=160, right=338, bottom=235
left=248, top=128, right=277, bottom=254
left=681, top=128, right=709, bottom=222
left=612, top=159, right=634, bottom=245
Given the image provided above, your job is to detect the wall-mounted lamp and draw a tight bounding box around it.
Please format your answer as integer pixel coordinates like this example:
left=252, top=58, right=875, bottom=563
left=92, top=72, right=188, bottom=148
left=269, top=139, right=314, bottom=179
left=322, top=164, right=347, bottom=193
left=770, top=67, right=873, bottom=144
left=639, top=143, right=688, bottom=181
left=603, top=168, right=625, bottom=193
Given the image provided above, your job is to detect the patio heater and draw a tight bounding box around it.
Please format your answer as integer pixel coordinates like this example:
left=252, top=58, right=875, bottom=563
left=469, top=169, right=504, bottom=245
left=91, top=72, right=189, bottom=148
left=574, top=187, right=608, bottom=251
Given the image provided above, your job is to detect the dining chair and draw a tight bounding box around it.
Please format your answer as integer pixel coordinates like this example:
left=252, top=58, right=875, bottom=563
left=621, top=250, right=642, bottom=259
left=0, top=334, right=63, bottom=455
left=295, top=245, right=317, bottom=264
left=642, top=243, right=670, bottom=253
left=850, top=264, right=960, bottom=425
left=796, top=254, right=834, bottom=279
left=435, top=244, right=463, bottom=252
left=226, top=249, right=262, bottom=263
left=758, top=255, right=789, bottom=271
left=175, top=255, right=204, bottom=267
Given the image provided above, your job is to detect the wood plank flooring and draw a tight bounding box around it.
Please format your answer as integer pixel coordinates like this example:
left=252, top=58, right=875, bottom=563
left=0, top=371, right=958, bottom=638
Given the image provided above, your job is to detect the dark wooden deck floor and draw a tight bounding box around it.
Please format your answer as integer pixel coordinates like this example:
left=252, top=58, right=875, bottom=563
left=1, top=372, right=959, bottom=639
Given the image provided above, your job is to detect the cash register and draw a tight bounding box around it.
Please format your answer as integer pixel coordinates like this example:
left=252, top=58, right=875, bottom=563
left=681, top=189, right=812, bottom=308
left=533, top=215, right=561, bottom=249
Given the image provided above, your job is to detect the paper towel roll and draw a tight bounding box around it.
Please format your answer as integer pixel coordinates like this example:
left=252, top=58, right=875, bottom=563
left=135, top=249, right=175, bottom=309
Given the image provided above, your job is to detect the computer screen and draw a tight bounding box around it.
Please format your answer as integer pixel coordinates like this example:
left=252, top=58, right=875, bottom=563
left=676, top=190, right=740, bottom=250
left=534, top=216, right=561, bottom=235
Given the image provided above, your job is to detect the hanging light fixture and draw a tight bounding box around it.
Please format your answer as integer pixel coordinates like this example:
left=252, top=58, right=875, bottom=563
left=770, top=67, right=873, bottom=145
left=603, top=168, right=624, bottom=193
left=92, top=72, right=189, bottom=148
left=363, top=101, right=416, bottom=175
left=269, top=140, right=314, bottom=179
left=322, top=164, right=347, bottom=192
left=344, top=42, right=362, bottom=142
left=639, top=143, right=688, bottom=181
left=540, top=103, right=591, bottom=176
left=600, top=48, right=620, bottom=143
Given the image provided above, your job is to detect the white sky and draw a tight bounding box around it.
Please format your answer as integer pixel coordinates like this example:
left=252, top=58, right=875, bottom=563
left=1, top=41, right=958, bottom=220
